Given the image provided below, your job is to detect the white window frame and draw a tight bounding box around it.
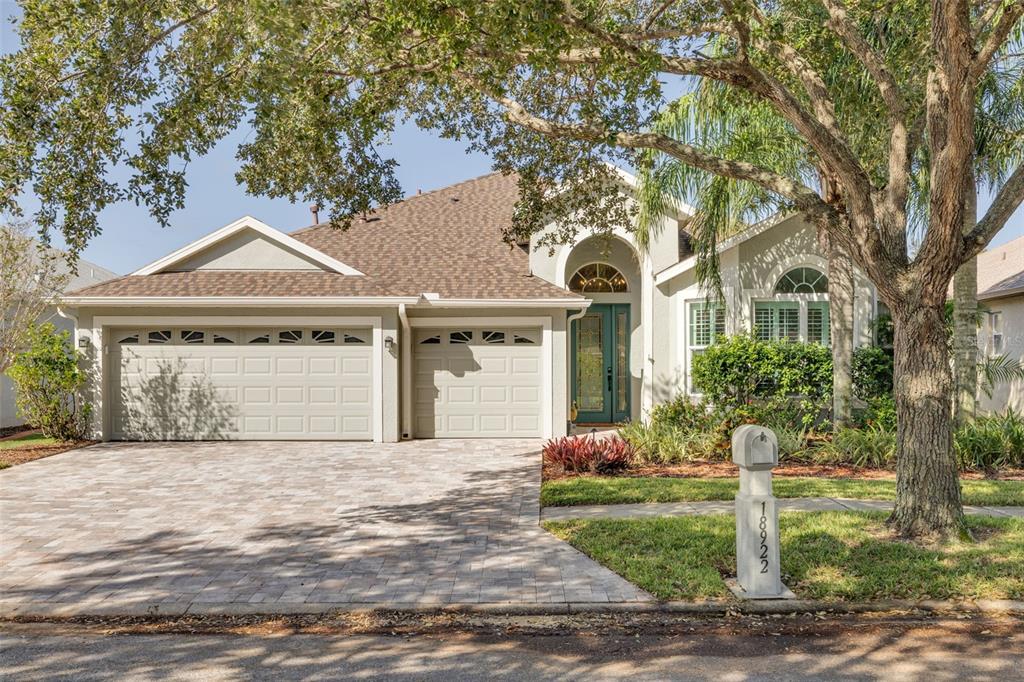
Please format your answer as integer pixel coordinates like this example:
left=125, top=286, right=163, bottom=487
left=750, top=293, right=830, bottom=345
left=685, top=300, right=726, bottom=395
left=989, top=311, right=1004, bottom=356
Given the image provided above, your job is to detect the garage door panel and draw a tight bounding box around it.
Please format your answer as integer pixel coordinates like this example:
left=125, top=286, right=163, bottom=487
left=243, top=386, right=272, bottom=405
left=414, top=327, right=543, bottom=438
left=210, top=357, right=240, bottom=375
left=511, top=386, right=540, bottom=404
left=274, top=386, right=305, bottom=404
left=342, top=356, right=371, bottom=374
left=477, top=356, right=508, bottom=374
left=242, top=357, right=272, bottom=375
left=512, top=415, right=541, bottom=432
left=479, top=386, right=508, bottom=403
left=111, top=329, right=374, bottom=441
left=447, top=385, right=476, bottom=403
left=479, top=414, right=509, bottom=432
left=342, top=386, right=371, bottom=404
left=309, top=386, right=338, bottom=404
left=309, top=357, right=338, bottom=375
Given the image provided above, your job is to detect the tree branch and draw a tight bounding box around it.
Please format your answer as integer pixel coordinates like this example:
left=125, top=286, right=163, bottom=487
left=471, top=78, right=830, bottom=213
left=971, top=1, right=1024, bottom=82
left=965, top=163, right=1024, bottom=254
left=819, top=0, right=906, bottom=116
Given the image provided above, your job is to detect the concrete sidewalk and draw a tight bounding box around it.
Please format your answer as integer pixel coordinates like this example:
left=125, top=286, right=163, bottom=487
left=541, top=497, right=1024, bottom=521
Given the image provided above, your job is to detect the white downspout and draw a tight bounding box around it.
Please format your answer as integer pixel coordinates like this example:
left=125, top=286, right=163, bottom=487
left=398, top=303, right=413, bottom=439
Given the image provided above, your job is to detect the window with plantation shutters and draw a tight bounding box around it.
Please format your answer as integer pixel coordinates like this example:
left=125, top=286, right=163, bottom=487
left=753, top=302, right=800, bottom=341
left=807, top=302, right=831, bottom=346
left=689, top=302, right=725, bottom=348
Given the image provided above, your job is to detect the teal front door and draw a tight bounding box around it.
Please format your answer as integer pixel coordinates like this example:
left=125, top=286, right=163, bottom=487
left=571, top=304, right=631, bottom=424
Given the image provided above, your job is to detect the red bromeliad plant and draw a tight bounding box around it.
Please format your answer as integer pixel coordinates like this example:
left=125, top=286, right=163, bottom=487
left=543, top=434, right=635, bottom=475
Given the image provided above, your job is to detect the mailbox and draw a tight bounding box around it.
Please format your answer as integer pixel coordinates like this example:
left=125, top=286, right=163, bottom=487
left=731, top=424, right=779, bottom=469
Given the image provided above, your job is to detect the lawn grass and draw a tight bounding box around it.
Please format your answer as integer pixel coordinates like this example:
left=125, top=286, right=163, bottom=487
left=0, top=432, right=56, bottom=450
left=544, top=512, right=1024, bottom=601
left=541, top=476, right=1024, bottom=507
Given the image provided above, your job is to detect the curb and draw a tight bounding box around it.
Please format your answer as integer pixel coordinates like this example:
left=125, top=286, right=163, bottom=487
left=2, top=599, right=1022, bottom=620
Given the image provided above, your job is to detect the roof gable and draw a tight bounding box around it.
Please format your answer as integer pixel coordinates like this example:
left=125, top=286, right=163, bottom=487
left=133, top=216, right=364, bottom=276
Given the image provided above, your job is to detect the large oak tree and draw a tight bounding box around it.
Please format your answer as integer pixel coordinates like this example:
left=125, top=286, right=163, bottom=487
left=2, top=0, right=1022, bottom=536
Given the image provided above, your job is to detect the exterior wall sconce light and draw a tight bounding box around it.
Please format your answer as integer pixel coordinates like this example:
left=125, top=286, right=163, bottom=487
left=384, top=336, right=395, bottom=351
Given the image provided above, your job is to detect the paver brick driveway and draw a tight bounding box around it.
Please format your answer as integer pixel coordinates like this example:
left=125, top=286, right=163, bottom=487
left=0, top=440, right=649, bottom=615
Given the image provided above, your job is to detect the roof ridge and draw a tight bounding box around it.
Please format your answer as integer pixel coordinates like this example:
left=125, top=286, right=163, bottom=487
left=290, top=171, right=509, bottom=236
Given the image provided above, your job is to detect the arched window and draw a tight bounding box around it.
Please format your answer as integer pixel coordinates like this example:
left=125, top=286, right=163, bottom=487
left=775, top=267, right=828, bottom=294
left=568, top=263, right=629, bottom=293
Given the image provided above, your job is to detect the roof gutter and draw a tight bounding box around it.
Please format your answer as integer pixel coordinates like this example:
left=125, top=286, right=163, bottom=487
left=978, top=284, right=1024, bottom=301
left=62, top=296, right=422, bottom=307
left=412, top=297, right=590, bottom=309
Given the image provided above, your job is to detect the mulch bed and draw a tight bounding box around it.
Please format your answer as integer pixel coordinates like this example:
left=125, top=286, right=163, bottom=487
left=0, top=439, right=94, bottom=468
left=544, top=461, right=1024, bottom=482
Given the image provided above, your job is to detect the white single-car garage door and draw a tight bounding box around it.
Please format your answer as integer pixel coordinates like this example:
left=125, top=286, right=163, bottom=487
left=414, top=327, right=543, bottom=438
left=110, top=327, right=374, bottom=440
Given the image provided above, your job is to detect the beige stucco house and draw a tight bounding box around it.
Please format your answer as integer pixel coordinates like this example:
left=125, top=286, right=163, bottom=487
left=977, top=235, right=1024, bottom=414
left=64, top=171, right=895, bottom=442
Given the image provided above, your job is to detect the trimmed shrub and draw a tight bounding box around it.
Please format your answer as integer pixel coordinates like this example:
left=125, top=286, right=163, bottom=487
left=691, top=335, right=832, bottom=405
left=852, top=346, right=894, bottom=400
left=7, top=323, right=92, bottom=441
left=543, top=434, right=635, bottom=474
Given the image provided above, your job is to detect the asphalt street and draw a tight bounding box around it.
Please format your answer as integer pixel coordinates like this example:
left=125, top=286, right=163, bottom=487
left=2, top=617, right=1022, bottom=681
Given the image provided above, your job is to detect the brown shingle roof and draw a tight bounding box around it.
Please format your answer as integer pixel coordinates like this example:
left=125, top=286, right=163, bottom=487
left=67, top=271, right=398, bottom=298
left=291, top=172, right=583, bottom=300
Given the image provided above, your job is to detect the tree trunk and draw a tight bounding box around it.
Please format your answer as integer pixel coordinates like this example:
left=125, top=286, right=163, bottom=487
left=952, top=188, right=978, bottom=425
left=827, top=243, right=855, bottom=427
left=888, top=301, right=964, bottom=537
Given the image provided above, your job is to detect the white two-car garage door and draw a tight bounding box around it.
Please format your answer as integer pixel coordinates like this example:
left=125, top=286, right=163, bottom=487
left=110, top=327, right=374, bottom=440
left=414, top=327, right=544, bottom=438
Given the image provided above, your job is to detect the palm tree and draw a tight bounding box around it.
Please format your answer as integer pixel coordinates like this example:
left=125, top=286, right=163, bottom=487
left=637, top=80, right=858, bottom=425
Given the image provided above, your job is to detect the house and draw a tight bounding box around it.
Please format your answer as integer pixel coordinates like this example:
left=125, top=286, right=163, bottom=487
left=976, top=234, right=1024, bottom=413
left=2, top=256, right=118, bottom=429
left=64, top=171, right=889, bottom=442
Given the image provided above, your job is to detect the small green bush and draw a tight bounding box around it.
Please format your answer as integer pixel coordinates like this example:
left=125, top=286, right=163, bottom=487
left=852, top=346, right=894, bottom=400
left=649, top=395, right=712, bottom=432
left=691, top=335, right=832, bottom=405
left=955, top=411, right=1024, bottom=470
left=816, top=424, right=897, bottom=468
left=619, top=420, right=721, bottom=464
left=7, top=323, right=92, bottom=441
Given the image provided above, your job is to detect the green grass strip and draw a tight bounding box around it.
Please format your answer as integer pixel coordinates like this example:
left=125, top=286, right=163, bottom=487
left=540, top=476, right=1024, bottom=507
left=544, top=512, right=1024, bottom=601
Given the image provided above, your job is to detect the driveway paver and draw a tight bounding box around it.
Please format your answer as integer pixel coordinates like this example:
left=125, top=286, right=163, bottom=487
left=0, top=440, right=650, bottom=615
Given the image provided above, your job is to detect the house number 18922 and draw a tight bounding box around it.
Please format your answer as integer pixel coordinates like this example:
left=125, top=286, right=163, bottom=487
left=758, top=501, right=769, bottom=574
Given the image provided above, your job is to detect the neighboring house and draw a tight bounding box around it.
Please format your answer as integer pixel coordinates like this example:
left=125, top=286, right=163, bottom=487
left=976, top=235, right=1024, bottom=414
left=64, top=171, right=887, bottom=442
left=1, top=257, right=118, bottom=429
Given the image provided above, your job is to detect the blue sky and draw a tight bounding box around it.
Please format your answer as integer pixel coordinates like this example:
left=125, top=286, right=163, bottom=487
left=3, top=3, right=1020, bottom=275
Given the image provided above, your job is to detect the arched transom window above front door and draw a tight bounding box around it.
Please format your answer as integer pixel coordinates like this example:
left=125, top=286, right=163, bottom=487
left=775, top=267, right=828, bottom=294
left=568, top=263, right=629, bottom=293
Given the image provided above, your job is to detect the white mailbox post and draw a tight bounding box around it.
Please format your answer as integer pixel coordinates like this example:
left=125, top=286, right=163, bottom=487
left=730, top=425, right=795, bottom=599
